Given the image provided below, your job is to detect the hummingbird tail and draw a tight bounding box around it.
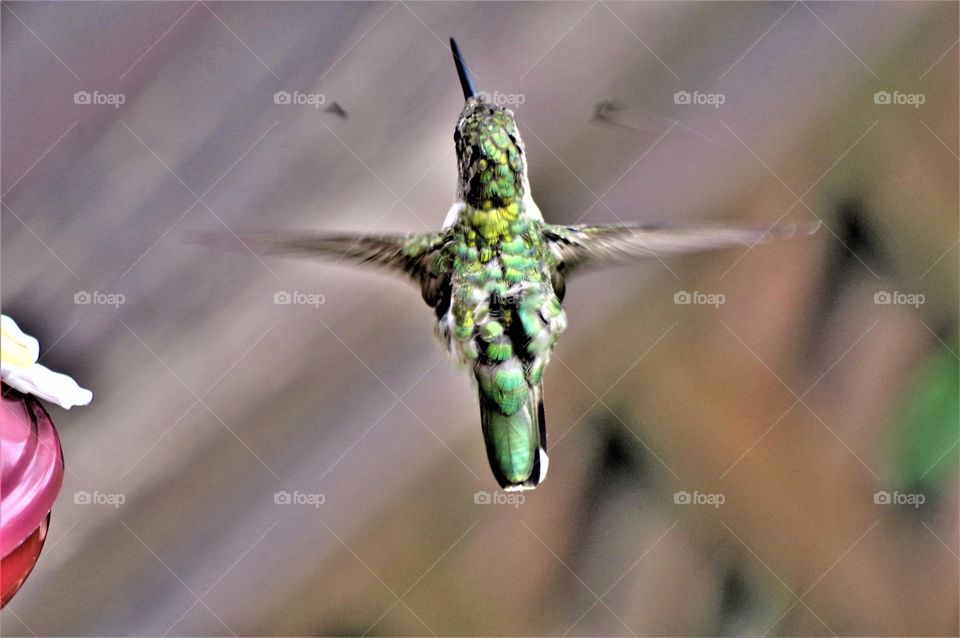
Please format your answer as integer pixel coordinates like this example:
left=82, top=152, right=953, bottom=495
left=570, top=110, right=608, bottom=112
left=475, top=356, right=547, bottom=491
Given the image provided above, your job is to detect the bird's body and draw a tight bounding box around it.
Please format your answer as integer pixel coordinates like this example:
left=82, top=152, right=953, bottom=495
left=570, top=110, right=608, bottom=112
left=409, top=100, right=566, bottom=489
left=440, top=208, right=562, bottom=488
left=239, top=39, right=819, bottom=491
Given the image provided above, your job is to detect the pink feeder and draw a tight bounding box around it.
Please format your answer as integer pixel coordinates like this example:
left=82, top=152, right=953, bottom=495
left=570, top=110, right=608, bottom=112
left=1, top=384, right=64, bottom=606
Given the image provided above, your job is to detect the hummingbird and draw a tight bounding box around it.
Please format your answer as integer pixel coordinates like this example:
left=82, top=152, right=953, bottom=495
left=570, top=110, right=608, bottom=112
left=245, top=38, right=818, bottom=491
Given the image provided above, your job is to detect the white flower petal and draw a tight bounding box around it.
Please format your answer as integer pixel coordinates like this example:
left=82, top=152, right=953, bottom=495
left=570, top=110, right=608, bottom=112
left=1, top=314, right=92, bottom=409
left=3, top=363, right=93, bottom=409
left=1, top=315, right=40, bottom=368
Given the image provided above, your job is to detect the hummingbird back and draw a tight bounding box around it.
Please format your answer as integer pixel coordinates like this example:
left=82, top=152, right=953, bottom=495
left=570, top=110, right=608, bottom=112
left=440, top=98, right=567, bottom=490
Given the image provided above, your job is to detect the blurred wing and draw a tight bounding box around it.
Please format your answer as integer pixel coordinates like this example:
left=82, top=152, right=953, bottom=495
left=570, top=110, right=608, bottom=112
left=544, top=222, right=820, bottom=272
left=230, top=231, right=452, bottom=306
left=592, top=100, right=717, bottom=145
left=238, top=232, right=443, bottom=272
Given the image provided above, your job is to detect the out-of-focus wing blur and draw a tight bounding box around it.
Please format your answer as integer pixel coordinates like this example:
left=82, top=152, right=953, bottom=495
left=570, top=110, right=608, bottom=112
left=1, top=2, right=956, bottom=635
left=544, top=221, right=821, bottom=270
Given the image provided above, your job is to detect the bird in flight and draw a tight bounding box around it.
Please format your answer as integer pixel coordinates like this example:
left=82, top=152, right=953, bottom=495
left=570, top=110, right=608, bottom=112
left=243, top=39, right=818, bottom=491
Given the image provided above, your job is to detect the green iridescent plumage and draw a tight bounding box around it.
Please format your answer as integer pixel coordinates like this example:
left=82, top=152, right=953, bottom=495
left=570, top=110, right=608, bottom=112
left=431, top=93, right=564, bottom=489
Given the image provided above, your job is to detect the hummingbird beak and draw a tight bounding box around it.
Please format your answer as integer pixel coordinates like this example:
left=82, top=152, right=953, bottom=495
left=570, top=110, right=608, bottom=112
left=450, top=38, right=477, bottom=101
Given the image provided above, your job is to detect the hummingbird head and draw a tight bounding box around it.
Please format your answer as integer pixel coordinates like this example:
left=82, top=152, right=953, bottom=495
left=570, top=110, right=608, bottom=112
left=450, top=38, right=528, bottom=210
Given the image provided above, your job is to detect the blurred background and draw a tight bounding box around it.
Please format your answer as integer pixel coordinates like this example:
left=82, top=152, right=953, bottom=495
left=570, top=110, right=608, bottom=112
left=1, top=1, right=957, bottom=635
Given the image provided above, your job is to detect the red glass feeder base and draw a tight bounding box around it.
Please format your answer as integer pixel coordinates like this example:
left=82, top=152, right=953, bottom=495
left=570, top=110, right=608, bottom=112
left=1, top=513, right=49, bottom=607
